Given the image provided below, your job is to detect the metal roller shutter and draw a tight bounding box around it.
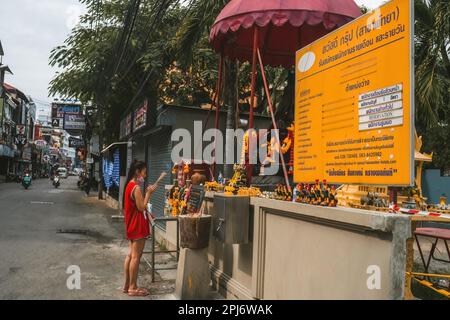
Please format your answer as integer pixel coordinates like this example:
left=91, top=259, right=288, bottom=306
left=147, top=128, right=172, bottom=222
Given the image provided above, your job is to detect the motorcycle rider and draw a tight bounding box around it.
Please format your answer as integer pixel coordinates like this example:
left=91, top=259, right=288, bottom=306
left=53, top=174, right=60, bottom=188
left=83, top=173, right=90, bottom=195
left=22, top=170, right=32, bottom=189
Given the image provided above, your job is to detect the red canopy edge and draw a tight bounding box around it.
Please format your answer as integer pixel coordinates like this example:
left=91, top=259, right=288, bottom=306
left=209, top=0, right=362, bottom=67
left=211, top=9, right=356, bottom=37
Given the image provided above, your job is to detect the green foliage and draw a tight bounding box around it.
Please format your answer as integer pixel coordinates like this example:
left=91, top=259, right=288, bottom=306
left=49, top=1, right=185, bottom=141
left=423, top=123, right=450, bottom=172
left=49, top=0, right=294, bottom=144
left=415, top=0, right=450, bottom=170
left=415, top=0, right=450, bottom=127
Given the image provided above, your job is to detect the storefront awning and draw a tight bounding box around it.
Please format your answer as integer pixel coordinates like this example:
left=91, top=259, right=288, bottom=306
left=3, top=83, right=29, bottom=103
left=101, top=142, right=130, bottom=154
left=0, top=65, right=13, bottom=75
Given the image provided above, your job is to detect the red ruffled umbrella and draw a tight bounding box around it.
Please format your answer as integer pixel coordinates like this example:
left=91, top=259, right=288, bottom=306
left=209, top=0, right=362, bottom=187
left=210, top=0, right=362, bottom=68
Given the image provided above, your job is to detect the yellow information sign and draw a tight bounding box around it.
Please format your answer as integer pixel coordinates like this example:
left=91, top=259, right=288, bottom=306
left=294, top=0, right=414, bottom=186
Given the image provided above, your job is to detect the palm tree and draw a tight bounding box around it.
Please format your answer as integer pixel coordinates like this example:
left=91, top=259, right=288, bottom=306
left=414, top=0, right=450, bottom=129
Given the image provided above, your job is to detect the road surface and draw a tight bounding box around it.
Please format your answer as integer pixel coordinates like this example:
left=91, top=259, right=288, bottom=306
left=0, top=176, right=176, bottom=300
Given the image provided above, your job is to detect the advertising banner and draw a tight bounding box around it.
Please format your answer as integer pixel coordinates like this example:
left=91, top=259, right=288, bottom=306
left=52, top=103, right=82, bottom=118
left=63, top=114, right=86, bottom=131
left=133, top=100, right=148, bottom=132
left=69, top=137, right=85, bottom=148
left=34, top=140, right=47, bottom=148
left=294, top=0, right=414, bottom=186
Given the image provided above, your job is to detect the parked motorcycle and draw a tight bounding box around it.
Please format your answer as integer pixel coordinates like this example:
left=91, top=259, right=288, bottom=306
left=53, top=176, right=60, bottom=188
left=6, top=173, right=18, bottom=183
left=22, top=174, right=32, bottom=190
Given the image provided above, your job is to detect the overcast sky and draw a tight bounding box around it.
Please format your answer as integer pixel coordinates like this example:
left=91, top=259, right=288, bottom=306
left=0, top=0, right=386, bottom=113
left=0, top=0, right=85, bottom=114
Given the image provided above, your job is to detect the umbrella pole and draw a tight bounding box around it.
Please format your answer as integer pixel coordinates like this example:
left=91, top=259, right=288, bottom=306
left=214, top=54, right=224, bottom=130
left=213, top=54, right=224, bottom=178
left=247, top=27, right=259, bottom=184
left=257, top=48, right=291, bottom=193
left=249, top=27, right=258, bottom=129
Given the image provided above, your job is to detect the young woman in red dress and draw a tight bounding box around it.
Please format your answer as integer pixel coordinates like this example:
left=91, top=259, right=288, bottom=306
left=122, top=160, right=157, bottom=297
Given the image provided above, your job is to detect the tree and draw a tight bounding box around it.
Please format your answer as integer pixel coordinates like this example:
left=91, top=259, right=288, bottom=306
left=49, top=0, right=186, bottom=143
left=424, top=124, right=450, bottom=173
left=415, top=0, right=450, bottom=170
left=49, top=0, right=186, bottom=200
left=414, top=0, right=450, bottom=128
left=174, top=0, right=236, bottom=178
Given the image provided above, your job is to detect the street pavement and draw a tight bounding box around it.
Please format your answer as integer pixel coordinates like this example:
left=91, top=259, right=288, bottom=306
left=0, top=176, right=177, bottom=300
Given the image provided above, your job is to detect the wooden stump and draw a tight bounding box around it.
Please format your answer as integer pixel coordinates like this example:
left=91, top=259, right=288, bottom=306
left=179, top=215, right=212, bottom=249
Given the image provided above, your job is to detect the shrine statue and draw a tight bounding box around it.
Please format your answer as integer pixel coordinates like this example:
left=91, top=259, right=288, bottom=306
left=260, top=122, right=294, bottom=176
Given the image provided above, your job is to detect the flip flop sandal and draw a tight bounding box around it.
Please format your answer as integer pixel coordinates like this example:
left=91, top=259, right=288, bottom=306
left=122, top=288, right=128, bottom=294
left=137, top=287, right=149, bottom=295
left=128, top=289, right=149, bottom=297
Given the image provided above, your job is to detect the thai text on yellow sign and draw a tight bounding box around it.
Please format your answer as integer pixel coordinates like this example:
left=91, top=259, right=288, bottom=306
left=294, top=0, right=414, bottom=186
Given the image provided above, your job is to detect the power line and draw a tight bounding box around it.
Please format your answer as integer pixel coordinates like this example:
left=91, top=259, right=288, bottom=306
left=117, top=0, right=184, bottom=83
left=124, top=0, right=187, bottom=111
left=112, top=0, right=142, bottom=76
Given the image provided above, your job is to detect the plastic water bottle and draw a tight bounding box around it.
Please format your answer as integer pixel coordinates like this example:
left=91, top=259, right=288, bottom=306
left=218, top=171, right=223, bottom=184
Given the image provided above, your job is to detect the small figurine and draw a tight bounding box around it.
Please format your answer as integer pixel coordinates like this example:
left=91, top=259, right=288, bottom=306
left=294, top=184, right=302, bottom=203
left=303, top=184, right=311, bottom=204
left=439, top=194, right=447, bottom=210
left=320, top=180, right=329, bottom=206
left=297, top=184, right=304, bottom=203
left=329, top=185, right=337, bottom=207
left=301, top=185, right=307, bottom=203
left=283, top=185, right=292, bottom=201
left=281, top=123, right=295, bottom=175
left=312, top=180, right=320, bottom=205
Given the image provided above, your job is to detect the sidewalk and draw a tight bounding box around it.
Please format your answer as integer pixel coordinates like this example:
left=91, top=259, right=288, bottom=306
left=88, top=195, right=224, bottom=300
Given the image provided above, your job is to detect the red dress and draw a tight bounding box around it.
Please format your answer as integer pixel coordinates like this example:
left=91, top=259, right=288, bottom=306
left=124, top=180, right=150, bottom=240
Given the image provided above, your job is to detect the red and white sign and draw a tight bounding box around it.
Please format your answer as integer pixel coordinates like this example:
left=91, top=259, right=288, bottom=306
left=34, top=140, right=47, bottom=148
left=16, top=125, right=26, bottom=135
left=134, top=100, right=148, bottom=131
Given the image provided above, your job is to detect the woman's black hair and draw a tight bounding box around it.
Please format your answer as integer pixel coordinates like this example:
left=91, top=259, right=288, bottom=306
left=122, top=160, right=147, bottom=208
